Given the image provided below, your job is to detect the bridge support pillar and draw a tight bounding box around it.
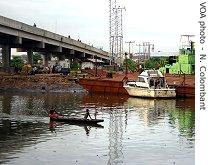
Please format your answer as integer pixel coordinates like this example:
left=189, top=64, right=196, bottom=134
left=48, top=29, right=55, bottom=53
left=82, top=52, right=85, bottom=58
left=70, top=50, right=75, bottom=59
left=27, top=50, right=33, bottom=65
left=65, top=54, right=72, bottom=61
left=70, top=50, right=75, bottom=55
left=44, top=52, right=52, bottom=66
left=59, top=54, right=66, bottom=61
left=1, top=45, right=11, bottom=67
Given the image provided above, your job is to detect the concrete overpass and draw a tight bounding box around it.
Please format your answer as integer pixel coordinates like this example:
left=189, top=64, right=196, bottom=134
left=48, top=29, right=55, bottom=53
left=0, top=15, right=110, bottom=68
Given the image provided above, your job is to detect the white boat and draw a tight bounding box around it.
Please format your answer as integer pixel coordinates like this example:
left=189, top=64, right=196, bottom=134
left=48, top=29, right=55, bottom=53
left=124, top=70, right=176, bottom=98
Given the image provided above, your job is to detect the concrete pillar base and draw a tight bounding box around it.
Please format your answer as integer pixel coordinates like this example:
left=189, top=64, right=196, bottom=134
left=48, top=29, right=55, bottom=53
left=2, top=45, right=11, bottom=67
left=44, top=52, right=52, bottom=66
left=27, top=50, right=33, bottom=65
left=59, top=54, right=66, bottom=61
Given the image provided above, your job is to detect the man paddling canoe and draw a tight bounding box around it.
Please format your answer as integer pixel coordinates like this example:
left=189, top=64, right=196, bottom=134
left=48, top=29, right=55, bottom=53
left=49, top=109, right=59, bottom=119
left=49, top=108, right=92, bottom=120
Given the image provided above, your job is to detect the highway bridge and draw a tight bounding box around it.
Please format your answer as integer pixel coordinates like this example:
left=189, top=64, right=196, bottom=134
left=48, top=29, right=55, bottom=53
left=0, top=15, right=110, bottom=68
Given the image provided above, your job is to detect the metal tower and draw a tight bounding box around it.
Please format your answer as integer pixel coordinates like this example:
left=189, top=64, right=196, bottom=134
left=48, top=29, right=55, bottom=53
left=179, top=35, right=195, bottom=50
left=109, top=0, right=125, bottom=65
left=142, top=42, right=154, bottom=59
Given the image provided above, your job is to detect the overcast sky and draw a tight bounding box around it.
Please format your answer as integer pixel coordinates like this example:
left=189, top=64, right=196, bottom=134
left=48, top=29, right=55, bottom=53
left=0, top=0, right=197, bottom=53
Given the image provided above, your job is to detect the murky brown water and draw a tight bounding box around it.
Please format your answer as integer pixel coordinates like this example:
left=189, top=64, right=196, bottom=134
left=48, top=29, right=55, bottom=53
left=0, top=91, right=194, bottom=165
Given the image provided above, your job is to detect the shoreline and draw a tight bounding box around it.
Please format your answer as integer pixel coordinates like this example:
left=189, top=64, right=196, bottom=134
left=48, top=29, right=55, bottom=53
left=0, top=74, right=86, bottom=93
left=0, top=72, right=195, bottom=97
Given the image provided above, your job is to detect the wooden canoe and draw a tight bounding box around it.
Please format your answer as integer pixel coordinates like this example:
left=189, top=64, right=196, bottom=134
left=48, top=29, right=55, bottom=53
left=50, top=116, right=104, bottom=124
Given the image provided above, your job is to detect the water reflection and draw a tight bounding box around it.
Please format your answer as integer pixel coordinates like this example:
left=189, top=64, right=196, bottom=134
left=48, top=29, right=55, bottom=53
left=49, top=121, right=57, bottom=133
left=125, top=98, right=175, bottom=125
left=176, top=98, right=195, bottom=109
left=83, top=93, right=129, bottom=107
left=0, top=119, right=48, bottom=164
left=167, top=107, right=195, bottom=138
left=48, top=121, right=104, bottom=136
left=108, top=109, right=125, bottom=165
left=83, top=94, right=128, bottom=165
left=1, top=94, right=12, bottom=114
left=125, top=97, right=195, bottom=138
left=0, top=92, right=194, bottom=165
left=0, top=92, right=86, bottom=118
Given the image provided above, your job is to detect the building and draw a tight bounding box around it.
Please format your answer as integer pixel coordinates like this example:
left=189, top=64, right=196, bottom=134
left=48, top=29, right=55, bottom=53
left=160, top=36, right=195, bottom=75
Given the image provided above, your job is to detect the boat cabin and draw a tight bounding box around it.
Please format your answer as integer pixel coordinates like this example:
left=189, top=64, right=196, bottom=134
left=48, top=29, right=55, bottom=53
left=127, top=70, right=168, bottom=89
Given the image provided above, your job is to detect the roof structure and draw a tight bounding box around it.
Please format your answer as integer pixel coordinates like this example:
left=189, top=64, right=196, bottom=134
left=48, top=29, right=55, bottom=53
left=87, top=58, right=104, bottom=63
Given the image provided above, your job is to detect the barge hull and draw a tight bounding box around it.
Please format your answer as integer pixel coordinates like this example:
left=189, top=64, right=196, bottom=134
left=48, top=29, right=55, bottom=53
left=176, top=86, right=195, bottom=98
left=79, top=78, right=128, bottom=95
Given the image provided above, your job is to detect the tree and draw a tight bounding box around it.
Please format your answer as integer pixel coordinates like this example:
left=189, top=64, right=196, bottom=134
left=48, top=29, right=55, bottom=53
left=33, top=53, right=43, bottom=65
left=70, top=59, right=81, bottom=71
left=144, top=57, right=168, bottom=70
left=123, top=58, right=137, bottom=72
left=11, top=56, right=24, bottom=69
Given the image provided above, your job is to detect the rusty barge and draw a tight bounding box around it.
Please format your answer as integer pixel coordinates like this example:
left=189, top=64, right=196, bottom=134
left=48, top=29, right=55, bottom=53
left=78, top=69, right=140, bottom=95
left=165, top=74, right=195, bottom=98
left=79, top=77, right=128, bottom=95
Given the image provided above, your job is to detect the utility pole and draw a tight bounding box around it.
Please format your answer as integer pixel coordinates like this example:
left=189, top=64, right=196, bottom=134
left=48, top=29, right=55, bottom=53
left=125, top=52, right=128, bottom=77
left=110, top=35, right=114, bottom=64
left=142, top=42, right=154, bottom=59
left=136, top=43, right=142, bottom=62
left=125, top=41, right=135, bottom=59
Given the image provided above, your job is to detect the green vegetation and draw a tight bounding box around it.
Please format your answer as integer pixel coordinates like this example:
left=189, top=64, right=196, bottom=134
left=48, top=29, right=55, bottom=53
left=70, top=61, right=81, bottom=71
left=11, top=56, right=24, bottom=69
left=33, top=53, right=42, bottom=65
left=123, top=58, right=137, bottom=72
left=143, top=57, right=169, bottom=70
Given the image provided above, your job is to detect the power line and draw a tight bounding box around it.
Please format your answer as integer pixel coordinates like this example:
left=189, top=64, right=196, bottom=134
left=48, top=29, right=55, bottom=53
left=125, top=41, right=135, bottom=59
left=136, top=43, right=143, bottom=61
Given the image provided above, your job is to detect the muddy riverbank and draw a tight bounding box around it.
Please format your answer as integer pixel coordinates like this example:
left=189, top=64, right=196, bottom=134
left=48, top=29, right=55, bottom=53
left=0, top=74, right=85, bottom=92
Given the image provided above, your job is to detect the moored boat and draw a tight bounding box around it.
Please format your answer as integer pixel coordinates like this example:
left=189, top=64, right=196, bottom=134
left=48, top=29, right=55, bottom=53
left=78, top=69, right=138, bottom=95
left=123, top=70, right=176, bottom=98
left=165, top=74, right=195, bottom=98
left=79, top=76, right=128, bottom=95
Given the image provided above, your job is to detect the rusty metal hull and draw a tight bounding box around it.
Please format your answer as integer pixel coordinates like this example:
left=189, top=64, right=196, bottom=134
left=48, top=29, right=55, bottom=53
left=176, top=86, right=195, bottom=98
left=165, top=74, right=195, bottom=98
left=79, top=78, right=128, bottom=95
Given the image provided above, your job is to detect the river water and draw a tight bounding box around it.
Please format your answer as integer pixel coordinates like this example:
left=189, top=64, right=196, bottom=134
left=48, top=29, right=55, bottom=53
left=0, top=91, right=194, bottom=165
